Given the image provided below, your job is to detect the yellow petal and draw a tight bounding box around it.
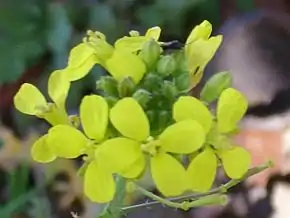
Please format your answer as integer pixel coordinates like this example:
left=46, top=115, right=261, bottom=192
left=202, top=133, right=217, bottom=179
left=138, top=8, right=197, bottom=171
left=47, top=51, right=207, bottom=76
left=190, top=66, right=205, bottom=88
left=84, top=161, right=115, bottom=203
left=97, top=137, right=143, bottom=173
left=47, top=125, right=87, bottom=158
left=114, top=36, right=147, bottom=53
left=120, top=155, right=146, bottom=179
left=187, top=148, right=217, bottom=192
left=151, top=153, right=187, bottom=196
left=187, top=36, right=222, bottom=71
left=173, top=96, right=212, bottom=133
left=80, top=95, right=108, bottom=141
left=106, top=50, right=146, bottom=84
left=64, top=54, right=99, bottom=82
left=110, top=98, right=150, bottom=141
left=219, top=146, right=251, bottom=179
left=42, top=104, right=70, bottom=126
left=14, top=83, right=47, bottom=115
left=145, top=26, right=161, bottom=40
left=48, top=70, right=70, bottom=108
left=185, top=20, right=212, bottom=45
left=159, top=120, right=205, bottom=154
left=217, top=88, right=248, bottom=133
left=31, top=135, right=56, bottom=163
left=68, top=43, right=95, bottom=68
left=187, top=36, right=222, bottom=88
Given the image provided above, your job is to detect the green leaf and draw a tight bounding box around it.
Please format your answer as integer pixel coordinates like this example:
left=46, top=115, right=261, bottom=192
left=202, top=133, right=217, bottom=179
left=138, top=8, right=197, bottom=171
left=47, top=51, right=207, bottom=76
left=200, top=71, right=232, bottom=103
left=187, top=148, right=217, bottom=192
left=0, top=49, right=25, bottom=84
left=219, top=146, right=251, bottom=179
left=217, top=88, right=248, bottom=133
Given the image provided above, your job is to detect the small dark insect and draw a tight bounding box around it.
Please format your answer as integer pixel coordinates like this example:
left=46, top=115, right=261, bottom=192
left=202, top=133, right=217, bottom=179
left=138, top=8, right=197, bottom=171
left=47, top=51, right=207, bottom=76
left=160, top=40, right=185, bottom=51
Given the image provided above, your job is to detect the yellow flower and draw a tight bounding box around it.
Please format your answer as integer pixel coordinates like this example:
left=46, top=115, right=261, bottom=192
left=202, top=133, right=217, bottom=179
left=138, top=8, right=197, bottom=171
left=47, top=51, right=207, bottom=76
left=185, top=20, right=223, bottom=88
left=63, top=31, right=147, bottom=84
left=14, top=70, right=70, bottom=126
left=102, top=97, right=206, bottom=196
left=173, top=93, right=250, bottom=192
left=45, top=95, right=141, bottom=203
left=114, top=26, right=161, bottom=53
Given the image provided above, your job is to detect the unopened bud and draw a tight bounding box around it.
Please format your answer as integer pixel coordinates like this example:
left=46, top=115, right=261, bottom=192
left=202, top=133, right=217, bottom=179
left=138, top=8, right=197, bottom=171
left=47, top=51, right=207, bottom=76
left=157, top=110, right=170, bottom=131
left=200, top=71, right=232, bottom=103
left=105, top=96, right=119, bottom=107
left=118, top=77, right=136, bottom=97
left=96, top=76, right=118, bottom=97
left=162, top=81, right=177, bottom=100
left=139, top=39, right=161, bottom=68
left=156, top=55, right=176, bottom=77
left=142, top=73, right=163, bottom=92
left=133, top=89, right=152, bottom=107
left=174, top=71, right=191, bottom=91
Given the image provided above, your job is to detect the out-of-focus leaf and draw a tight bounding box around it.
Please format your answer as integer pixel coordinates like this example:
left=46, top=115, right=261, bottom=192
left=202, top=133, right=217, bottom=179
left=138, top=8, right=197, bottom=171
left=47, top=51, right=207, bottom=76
left=47, top=2, right=72, bottom=68
left=0, top=0, right=46, bottom=85
left=88, top=4, right=117, bottom=41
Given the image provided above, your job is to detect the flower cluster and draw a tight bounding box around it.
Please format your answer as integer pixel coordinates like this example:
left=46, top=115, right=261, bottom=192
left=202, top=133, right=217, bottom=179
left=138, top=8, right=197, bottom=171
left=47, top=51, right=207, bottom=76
left=13, top=20, right=251, bottom=204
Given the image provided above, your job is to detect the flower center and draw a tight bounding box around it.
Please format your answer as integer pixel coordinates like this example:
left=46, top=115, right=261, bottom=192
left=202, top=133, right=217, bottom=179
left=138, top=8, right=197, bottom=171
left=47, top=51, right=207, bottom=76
left=35, top=103, right=52, bottom=117
left=83, top=30, right=114, bottom=61
left=141, top=137, right=161, bottom=156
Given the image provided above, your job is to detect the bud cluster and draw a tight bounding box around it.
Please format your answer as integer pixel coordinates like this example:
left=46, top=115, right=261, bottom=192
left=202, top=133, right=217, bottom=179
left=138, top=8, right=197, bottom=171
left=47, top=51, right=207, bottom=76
left=96, top=40, right=191, bottom=135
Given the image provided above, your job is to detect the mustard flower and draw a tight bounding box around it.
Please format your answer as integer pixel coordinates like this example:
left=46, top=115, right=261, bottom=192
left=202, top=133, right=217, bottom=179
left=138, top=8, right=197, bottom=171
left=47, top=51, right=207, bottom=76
left=63, top=31, right=147, bottom=84
left=114, top=26, right=161, bottom=53
left=45, top=95, right=141, bottom=203
left=173, top=88, right=251, bottom=192
left=14, top=70, right=70, bottom=126
left=184, top=20, right=223, bottom=87
left=100, top=97, right=206, bottom=197
left=13, top=70, right=72, bottom=164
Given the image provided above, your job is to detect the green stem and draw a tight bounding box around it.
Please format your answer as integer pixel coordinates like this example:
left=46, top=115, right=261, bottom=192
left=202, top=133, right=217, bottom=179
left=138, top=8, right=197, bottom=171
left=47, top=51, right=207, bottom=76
left=133, top=185, right=226, bottom=211
left=122, top=160, right=273, bottom=211
left=98, top=176, right=127, bottom=218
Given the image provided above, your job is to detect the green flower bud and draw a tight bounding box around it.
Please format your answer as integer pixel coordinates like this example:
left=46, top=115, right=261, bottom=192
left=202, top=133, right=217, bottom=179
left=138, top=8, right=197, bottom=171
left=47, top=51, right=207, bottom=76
left=118, top=77, right=136, bottom=97
left=146, top=110, right=158, bottom=135
left=139, top=39, right=161, bottom=68
left=174, top=71, right=191, bottom=91
left=200, top=71, right=232, bottom=103
left=133, top=89, right=152, bottom=107
left=96, top=76, right=118, bottom=97
left=105, top=96, right=119, bottom=107
left=156, top=110, right=171, bottom=132
left=173, top=51, right=187, bottom=72
left=156, top=55, right=176, bottom=77
left=146, top=110, right=155, bottom=124
left=162, top=81, right=177, bottom=100
left=142, top=73, right=163, bottom=92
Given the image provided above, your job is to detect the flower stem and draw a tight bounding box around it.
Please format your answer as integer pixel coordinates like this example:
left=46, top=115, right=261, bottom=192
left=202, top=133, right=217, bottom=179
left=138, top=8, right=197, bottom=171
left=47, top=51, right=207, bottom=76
left=98, top=176, right=126, bottom=218
left=128, top=185, right=227, bottom=211
left=122, top=160, right=273, bottom=211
